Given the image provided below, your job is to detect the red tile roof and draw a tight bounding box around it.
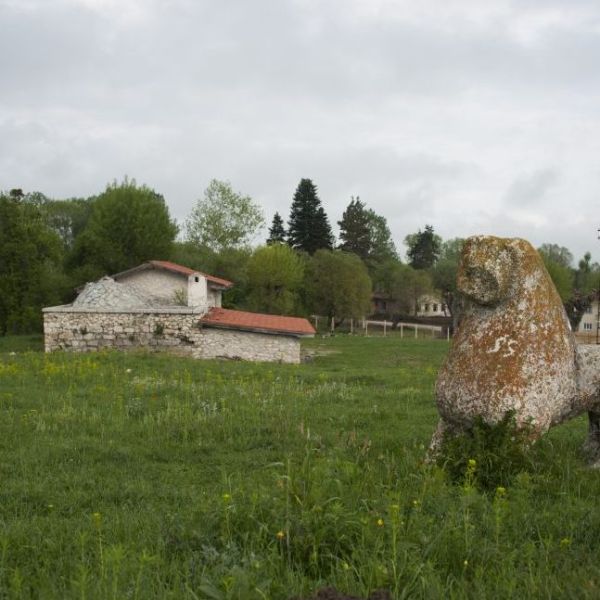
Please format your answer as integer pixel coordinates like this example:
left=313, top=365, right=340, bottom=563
left=200, top=308, right=316, bottom=336
left=112, top=260, right=233, bottom=288
left=144, top=261, right=233, bottom=288
left=148, top=260, right=195, bottom=276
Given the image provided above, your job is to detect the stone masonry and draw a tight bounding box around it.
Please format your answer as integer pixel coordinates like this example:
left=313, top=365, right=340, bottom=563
left=43, top=308, right=302, bottom=364
left=200, top=327, right=298, bottom=363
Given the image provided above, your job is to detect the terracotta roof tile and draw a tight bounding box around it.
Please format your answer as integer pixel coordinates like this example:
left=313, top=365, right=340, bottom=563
left=200, top=308, right=316, bottom=336
left=148, top=261, right=233, bottom=288
left=148, top=260, right=195, bottom=276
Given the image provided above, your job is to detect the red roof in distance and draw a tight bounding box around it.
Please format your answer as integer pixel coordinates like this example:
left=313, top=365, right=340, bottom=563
left=200, top=308, right=316, bottom=337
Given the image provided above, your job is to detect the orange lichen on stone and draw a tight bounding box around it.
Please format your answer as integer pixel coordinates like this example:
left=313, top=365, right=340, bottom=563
left=431, top=236, right=600, bottom=460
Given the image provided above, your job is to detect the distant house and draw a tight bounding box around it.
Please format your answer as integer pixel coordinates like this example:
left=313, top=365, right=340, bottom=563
left=43, top=260, right=315, bottom=364
left=371, top=291, right=448, bottom=318
left=416, top=294, right=450, bottom=318
left=575, top=294, right=600, bottom=342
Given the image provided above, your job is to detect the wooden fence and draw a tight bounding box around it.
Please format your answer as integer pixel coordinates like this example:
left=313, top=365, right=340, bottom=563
left=311, top=316, right=448, bottom=340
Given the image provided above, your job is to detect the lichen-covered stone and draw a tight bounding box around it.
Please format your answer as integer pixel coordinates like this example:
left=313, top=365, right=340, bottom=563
left=431, top=235, right=600, bottom=462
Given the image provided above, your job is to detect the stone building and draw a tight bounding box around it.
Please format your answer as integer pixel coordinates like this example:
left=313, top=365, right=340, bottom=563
left=43, top=260, right=315, bottom=364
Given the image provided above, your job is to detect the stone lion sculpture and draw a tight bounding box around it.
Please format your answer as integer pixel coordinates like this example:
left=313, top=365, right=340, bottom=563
left=430, top=235, right=600, bottom=463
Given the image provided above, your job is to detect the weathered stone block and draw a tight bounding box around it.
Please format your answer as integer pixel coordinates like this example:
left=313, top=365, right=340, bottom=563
left=431, top=236, right=600, bottom=463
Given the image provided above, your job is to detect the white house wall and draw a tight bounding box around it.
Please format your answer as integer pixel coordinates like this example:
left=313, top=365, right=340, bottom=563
left=577, top=300, right=600, bottom=340
left=207, top=287, right=221, bottom=308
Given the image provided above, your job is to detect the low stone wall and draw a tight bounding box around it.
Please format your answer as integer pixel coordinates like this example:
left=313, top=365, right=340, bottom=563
left=199, top=327, right=299, bottom=363
left=43, top=308, right=301, bottom=364
left=43, top=309, right=203, bottom=355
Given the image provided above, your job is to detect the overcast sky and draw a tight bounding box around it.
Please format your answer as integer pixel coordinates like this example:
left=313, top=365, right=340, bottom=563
left=2, top=0, right=600, bottom=262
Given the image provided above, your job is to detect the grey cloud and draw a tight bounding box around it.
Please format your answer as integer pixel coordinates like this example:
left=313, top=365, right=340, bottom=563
left=504, top=168, right=561, bottom=206
left=1, top=0, right=600, bottom=262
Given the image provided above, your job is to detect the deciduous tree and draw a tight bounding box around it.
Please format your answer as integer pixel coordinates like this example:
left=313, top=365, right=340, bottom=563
left=186, top=179, right=264, bottom=252
left=373, top=260, right=433, bottom=316
left=304, top=250, right=371, bottom=321
left=41, top=197, right=94, bottom=250
left=69, top=178, right=178, bottom=278
left=365, top=209, right=398, bottom=265
left=0, top=191, right=66, bottom=333
left=246, top=244, right=305, bottom=315
left=540, top=254, right=574, bottom=302
left=430, top=238, right=465, bottom=315
left=538, top=244, right=573, bottom=269
left=574, top=252, right=600, bottom=293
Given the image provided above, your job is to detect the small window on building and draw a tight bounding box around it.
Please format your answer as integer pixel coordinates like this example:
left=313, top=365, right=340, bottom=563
left=194, top=276, right=199, bottom=282
left=586, top=306, right=593, bottom=314
left=584, top=323, right=593, bottom=331
left=424, top=303, right=430, bottom=312
left=433, top=303, right=438, bottom=312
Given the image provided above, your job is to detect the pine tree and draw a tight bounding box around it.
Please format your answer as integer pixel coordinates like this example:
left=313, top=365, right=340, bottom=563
left=405, top=224, right=441, bottom=269
left=266, top=212, right=286, bottom=245
left=338, top=197, right=370, bottom=260
left=287, top=179, right=333, bottom=254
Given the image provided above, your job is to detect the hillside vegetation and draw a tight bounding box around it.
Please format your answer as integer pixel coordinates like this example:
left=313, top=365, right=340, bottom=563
left=0, top=336, right=598, bottom=599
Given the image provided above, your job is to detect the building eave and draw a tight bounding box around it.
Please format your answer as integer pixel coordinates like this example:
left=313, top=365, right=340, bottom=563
left=199, top=321, right=314, bottom=338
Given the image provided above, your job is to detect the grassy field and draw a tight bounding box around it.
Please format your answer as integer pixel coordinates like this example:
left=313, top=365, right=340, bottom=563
left=0, top=335, right=599, bottom=599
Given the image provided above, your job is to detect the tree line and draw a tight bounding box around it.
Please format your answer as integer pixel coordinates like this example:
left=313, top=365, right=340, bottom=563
left=1, top=179, right=598, bottom=335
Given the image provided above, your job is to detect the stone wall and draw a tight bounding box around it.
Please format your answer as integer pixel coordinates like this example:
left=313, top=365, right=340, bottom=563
left=43, top=308, right=301, bottom=364
left=199, top=328, right=299, bottom=363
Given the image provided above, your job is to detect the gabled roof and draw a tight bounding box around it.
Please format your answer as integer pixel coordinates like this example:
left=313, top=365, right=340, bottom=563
left=112, top=260, right=234, bottom=289
left=200, top=308, right=316, bottom=337
left=148, top=261, right=233, bottom=288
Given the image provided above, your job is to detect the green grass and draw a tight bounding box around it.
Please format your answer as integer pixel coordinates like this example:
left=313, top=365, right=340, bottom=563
left=0, top=335, right=599, bottom=598
left=0, top=335, right=43, bottom=353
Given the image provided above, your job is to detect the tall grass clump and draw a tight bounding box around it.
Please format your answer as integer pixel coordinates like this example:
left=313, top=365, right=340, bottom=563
left=437, top=412, right=536, bottom=490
